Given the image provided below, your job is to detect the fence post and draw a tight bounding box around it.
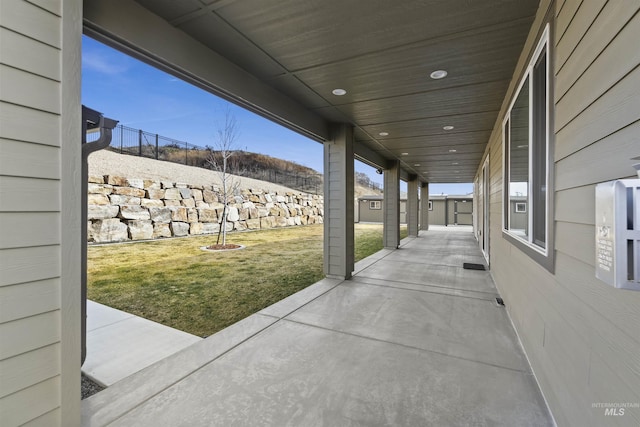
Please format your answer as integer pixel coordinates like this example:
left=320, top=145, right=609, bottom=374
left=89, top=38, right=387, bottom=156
left=138, top=129, right=142, bottom=156
left=120, top=125, right=123, bottom=153
left=155, top=134, right=159, bottom=160
left=185, top=142, right=188, bottom=165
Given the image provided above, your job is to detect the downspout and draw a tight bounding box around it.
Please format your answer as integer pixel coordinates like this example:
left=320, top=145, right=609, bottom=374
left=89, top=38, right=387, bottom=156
left=444, top=196, right=448, bottom=226
left=81, top=106, right=118, bottom=365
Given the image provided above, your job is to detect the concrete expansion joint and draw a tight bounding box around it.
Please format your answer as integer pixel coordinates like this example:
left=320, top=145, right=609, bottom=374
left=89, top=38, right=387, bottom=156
left=282, top=317, right=530, bottom=375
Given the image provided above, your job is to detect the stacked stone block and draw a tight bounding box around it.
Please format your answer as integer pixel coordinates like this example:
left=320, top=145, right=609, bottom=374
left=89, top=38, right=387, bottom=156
left=87, top=175, right=324, bottom=243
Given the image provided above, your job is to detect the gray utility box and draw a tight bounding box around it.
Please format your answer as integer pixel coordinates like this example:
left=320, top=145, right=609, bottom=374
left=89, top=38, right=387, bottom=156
left=595, top=179, right=640, bottom=290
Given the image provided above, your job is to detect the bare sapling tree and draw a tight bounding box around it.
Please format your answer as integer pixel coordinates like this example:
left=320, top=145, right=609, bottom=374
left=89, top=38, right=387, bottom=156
left=206, top=106, right=242, bottom=247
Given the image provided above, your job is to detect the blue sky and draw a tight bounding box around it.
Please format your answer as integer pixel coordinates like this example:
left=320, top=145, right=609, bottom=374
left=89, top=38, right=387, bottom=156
left=82, top=36, right=472, bottom=195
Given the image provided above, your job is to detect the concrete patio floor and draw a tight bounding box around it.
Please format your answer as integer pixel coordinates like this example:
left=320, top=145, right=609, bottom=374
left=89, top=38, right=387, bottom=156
left=83, top=301, right=202, bottom=387
left=82, top=227, right=553, bottom=426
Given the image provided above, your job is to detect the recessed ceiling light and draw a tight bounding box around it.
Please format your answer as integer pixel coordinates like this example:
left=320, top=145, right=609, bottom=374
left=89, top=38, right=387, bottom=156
left=430, top=70, right=448, bottom=79
left=517, top=144, right=529, bottom=148
left=379, top=132, right=389, bottom=136
left=443, top=125, right=454, bottom=131
left=414, top=163, right=421, bottom=166
left=448, top=149, right=457, bottom=153
left=401, top=152, right=409, bottom=156
left=452, top=162, right=459, bottom=165
left=332, top=88, right=347, bottom=96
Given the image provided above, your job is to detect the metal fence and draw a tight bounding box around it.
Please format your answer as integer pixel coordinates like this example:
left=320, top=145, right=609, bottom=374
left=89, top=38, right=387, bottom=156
left=108, top=125, right=205, bottom=166
left=106, top=124, right=322, bottom=194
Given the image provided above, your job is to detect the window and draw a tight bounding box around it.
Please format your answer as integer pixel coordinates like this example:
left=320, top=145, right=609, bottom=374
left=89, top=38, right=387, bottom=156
left=503, top=24, right=552, bottom=262
left=428, top=200, right=433, bottom=211
left=370, top=201, right=381, bottom=210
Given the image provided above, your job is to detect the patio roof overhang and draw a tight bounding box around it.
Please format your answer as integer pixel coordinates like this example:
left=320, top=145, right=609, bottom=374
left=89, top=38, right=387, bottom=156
left=83, top=0, right=538, bottom=183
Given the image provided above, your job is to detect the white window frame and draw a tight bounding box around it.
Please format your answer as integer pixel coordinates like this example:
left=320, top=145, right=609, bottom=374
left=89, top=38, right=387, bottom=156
left=515, top=202, right=527, bottom=213
left=370, top=200, right=381, bottom=210
left=502, top=23, right=551, bottom=261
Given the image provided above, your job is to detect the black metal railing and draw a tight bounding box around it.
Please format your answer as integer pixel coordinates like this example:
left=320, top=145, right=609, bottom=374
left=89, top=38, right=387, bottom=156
left=106, top=124, right=322, bottom=194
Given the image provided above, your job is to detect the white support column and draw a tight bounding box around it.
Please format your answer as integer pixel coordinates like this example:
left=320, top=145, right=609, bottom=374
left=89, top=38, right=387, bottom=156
left=383, top=161, right=400, bottom=248
left=323, top=123, right=354, bottom=279
left=407, top=176, right=419, bottom=237
left=420, top=182, right=430, bottom=231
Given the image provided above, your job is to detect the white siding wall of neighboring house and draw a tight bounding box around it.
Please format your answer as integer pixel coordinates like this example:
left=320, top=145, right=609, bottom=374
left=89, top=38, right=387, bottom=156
left=0, top=0, right=82, bottom=426
left=476, top=0, right=640, bottom=426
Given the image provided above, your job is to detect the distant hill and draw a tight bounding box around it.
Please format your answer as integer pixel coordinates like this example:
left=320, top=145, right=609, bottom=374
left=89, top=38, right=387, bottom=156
left=105, top=145, right=383, bottom=197
left=109, top=145, right=322, bottom=194
left=222, top=151, right=322, bottom=194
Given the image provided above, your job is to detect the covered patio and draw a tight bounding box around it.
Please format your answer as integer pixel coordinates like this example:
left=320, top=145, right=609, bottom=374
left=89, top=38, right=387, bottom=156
left=7, top=0, right=640, bottom=425
left=83, top=227, right=551, bottom=426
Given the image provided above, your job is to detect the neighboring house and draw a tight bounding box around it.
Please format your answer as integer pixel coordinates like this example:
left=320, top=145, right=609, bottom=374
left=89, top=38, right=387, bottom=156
left=428, top=195, right=474, bottom=226
left=2, top=1, right=639, bottom=426
left=358, top=195, right=473, bottom=226
left=356, top=195, right=406, bottom=223
left=507, top=196, right=528, bottom=233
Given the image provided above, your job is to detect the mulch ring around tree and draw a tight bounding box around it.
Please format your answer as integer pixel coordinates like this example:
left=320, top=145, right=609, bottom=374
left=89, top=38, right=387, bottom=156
left=201, top=244, right=246, bottom=252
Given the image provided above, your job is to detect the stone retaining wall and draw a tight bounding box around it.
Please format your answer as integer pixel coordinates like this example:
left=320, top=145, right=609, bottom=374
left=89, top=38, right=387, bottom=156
left=88, top=175, right=324, bottom=243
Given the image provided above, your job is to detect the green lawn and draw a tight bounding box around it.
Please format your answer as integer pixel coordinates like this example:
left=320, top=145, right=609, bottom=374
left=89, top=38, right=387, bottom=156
left=88, top=223, right=407, bottom=337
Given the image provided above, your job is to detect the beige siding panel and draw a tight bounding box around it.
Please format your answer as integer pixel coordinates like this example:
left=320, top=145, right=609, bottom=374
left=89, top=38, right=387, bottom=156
left=0, top=212, right=60, bottom=249
left=498, top=247, right=640, bottom=426
left=0, top=310, right=60, bottom=360
left=26, top=0, right=61, bottom=16
left=0, top=245, right=60, bottom=287
left=0, top=27, right=61, bottom=81
left=555, top=0, right=606, bottom=70
left=0, top=343, right=60, bottom=398
left=555, top=185, right=594, bottom=225
left=0, top=102, right=60, bottom=146
left=589, top=352, right=640, bottom=426
left=0, top=278, right=60, bottom=323
left=556, top=0, right=567, bottom=16
left=0, top=139, right=60, bottom=179
left=555, top=0, right=582, bottom=43
left=556, top=12, right=640, bottom=127
left=0, top=375, right=60, bottom=426
left=554, top=252, right=640, bottom=353
left=555, top=65, right=640, bottom=160
left=0, top=0, right=60, bottom=48
left=537, top=324, right=593, bottom=427
left=0, top=176, right=61, bottom=211
left=0, top=64, right=60, bottom=114
left=555, top=221, right=594, bottom=266
left=556, top=1, right=640, bottom=98
left=555, top=121, right=640, bottom=190
left=23, top=408, right=61, bottom=427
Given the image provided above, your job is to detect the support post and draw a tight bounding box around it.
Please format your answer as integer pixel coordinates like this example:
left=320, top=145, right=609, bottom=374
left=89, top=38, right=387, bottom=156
left=407, top=176, right=419, bottom=237
left=420, top=182, right=429, bottom=231
left=323, top=123, right=354, bottom=279
left=383, top=161, right=400, bottom=248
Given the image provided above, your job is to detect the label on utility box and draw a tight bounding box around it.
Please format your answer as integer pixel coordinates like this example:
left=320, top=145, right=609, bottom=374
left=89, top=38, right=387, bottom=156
left=595, top=182, right=616, bottom=286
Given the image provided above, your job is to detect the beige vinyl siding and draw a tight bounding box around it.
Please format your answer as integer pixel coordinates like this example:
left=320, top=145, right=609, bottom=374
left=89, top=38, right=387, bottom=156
left=358, top=199, right=383, bottom=223
left=382, top=162, right=400, bottom=248
left=0, top=0, right=68, bottom=425
left=323, top=124, right=354, bottom=278
left=429, top=200, right=446, bottom=225
left=475, top=0, right=640, bottom=425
